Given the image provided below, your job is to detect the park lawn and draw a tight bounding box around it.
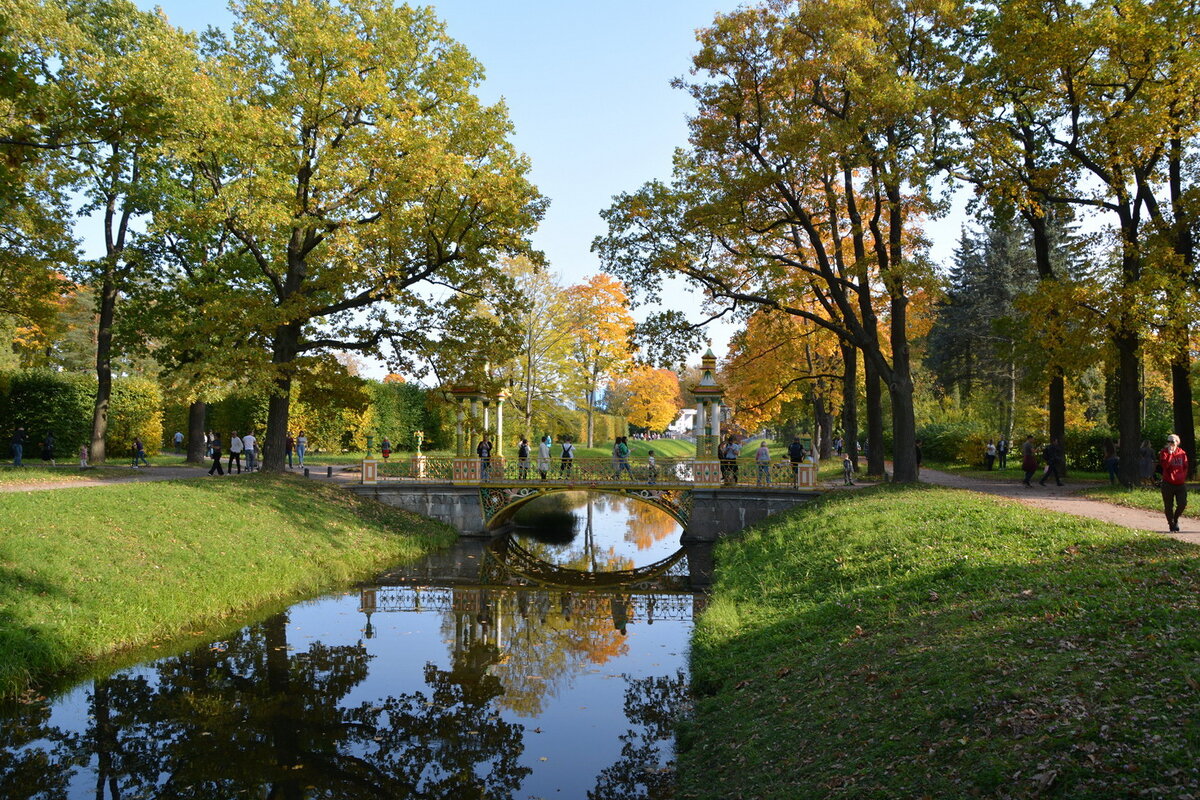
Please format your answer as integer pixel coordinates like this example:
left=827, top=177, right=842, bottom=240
left=0, top=465, right=134, bottom=485
left=680, top=484, right=1200, bottom=800
left=926, top=460, right=1108, bottom=483
left=0, top=474, right=455, bottom=698
left=1079, top=483, right=1200, bottom=519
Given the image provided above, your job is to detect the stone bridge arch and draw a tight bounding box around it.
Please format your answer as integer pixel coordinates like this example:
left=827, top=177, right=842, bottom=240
left=481, top=486, right=694, bottom=531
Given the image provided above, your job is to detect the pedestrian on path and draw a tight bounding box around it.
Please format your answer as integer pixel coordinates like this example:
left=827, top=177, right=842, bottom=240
left=11, top=426, right=25, bottom=466
left=1039, top=438, right=1064, bottom=487
left=243, top=431, right=258, bottom=472
left=228, top=431, right=243, bottom=474
left=997, top=438, right=1009, bottom=469
left=984, top=440, right=997, bottom=470
left=296, top=431, right=307, bottom=467
left=1021, top=435, right=1037, bottom=486
left=285, top=432, right=295, bottom=469
left=132, top=437, right=149, bottom=468
left=41, top=431, right=55, bottom=465
left=79, top=442, right=88, bottom=468
left=1159, top=434, right=1189, bottom=533
left=173, top=430, right=183, bottom=454
left=1102, top=439, right=1119, bottom=485
left=755, top=441, right=771, bottom=486
left=208, top=436, right=224, bottom=476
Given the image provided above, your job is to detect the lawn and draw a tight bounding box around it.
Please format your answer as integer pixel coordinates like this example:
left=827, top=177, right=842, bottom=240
left=0, top=474, right=455, bottom=698
left=680, top=484, right=1200, bottom=799
left=1079, top=483, right=1199, bottom=519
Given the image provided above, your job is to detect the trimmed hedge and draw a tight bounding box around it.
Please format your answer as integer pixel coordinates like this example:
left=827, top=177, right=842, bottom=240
left=0, top=370, right=163, bottom=459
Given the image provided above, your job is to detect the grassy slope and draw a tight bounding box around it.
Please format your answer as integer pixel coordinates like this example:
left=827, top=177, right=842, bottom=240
left=681, top=485, right=1200, bottom=799
left=1079, top=483, right=1199, bottom=519
left=0, top=474, right=455, bottom=697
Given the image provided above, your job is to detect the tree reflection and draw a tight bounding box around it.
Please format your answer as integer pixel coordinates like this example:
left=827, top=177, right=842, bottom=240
left=0, top=692, right=81, bottom=799
left=590, top=671, right=690, bottom=800
left=54, top=611, right=528, bottom=799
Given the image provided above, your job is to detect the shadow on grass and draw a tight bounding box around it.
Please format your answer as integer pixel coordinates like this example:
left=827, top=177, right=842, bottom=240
left=679, top=485, right=1200, bottom=799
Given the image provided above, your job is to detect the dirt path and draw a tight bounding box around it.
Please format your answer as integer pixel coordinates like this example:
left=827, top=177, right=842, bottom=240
left=918, top=467, right=1200, bottom=547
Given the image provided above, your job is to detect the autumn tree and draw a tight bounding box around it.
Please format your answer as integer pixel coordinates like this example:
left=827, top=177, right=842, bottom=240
left=606, top=365, right=683, bottom=434
left=186, top=0, right=544, bottom=472
left=564, top=273, right=635, bottom=447
left=597, top=0, right=958, bottom=481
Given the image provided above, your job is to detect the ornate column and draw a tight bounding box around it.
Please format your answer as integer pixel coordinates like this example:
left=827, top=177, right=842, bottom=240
left=690, top=349, right=726, bottom=486
left=450, top=385, right=483, bottom=482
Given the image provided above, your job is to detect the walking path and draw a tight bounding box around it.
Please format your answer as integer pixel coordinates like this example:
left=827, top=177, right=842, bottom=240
left=0, top=463, right=356, bottom=493
left=918, top=467, right=1200, bottom=547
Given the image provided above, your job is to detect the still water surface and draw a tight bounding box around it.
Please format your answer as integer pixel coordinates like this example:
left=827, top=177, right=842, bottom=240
left=0, top=492, right=706, bottom=799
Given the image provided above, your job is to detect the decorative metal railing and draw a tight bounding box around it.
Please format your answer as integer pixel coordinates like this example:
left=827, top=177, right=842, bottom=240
left=364, top=454, right=819, bottom=489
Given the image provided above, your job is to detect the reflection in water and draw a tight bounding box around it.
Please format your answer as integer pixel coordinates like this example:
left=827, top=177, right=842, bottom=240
left=0, top=492, right=702, bottom=799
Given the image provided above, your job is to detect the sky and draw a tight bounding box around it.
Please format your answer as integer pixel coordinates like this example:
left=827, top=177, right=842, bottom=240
left=134, top=0, right=966, bottom=370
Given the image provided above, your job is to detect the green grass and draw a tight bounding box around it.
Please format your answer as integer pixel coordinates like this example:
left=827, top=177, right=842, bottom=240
left=680, top=485, right=1200, bottom=799
left=0, top=474, right=455, bottom=698
left=925, top=460, right=1108, bottom=483
left=1079, top=483, right=1199, bottom=519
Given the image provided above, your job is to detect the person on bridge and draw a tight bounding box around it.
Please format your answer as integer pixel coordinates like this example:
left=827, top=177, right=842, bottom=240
left=646, top=449, right=657, bottom=484
left=614, top=437, right=633, bottom=480
left=1159, top=434, right=1189, bottom=532
left=517, top=437, right=530, bottom=479
left=787, top=437, right=806, bottom=487
left=755, top=441, right=771, bottom=486
left=477, top=435, right=493, bottom=481
left=537, top=436, right=551, bottom=480
left=559, top=437, right=575, bottom=478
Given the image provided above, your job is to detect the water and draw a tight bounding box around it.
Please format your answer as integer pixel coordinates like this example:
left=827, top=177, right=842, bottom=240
left=0, top=492, right=708, bottom=799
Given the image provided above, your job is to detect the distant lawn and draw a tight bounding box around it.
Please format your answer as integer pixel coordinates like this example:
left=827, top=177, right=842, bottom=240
left=0, top=474, right=455, bottom=697
left=680, top=484, right=1200, bottom=799
left=926, top=460, right=1108, bottom=483
left=1079, top=483, right=1200, bottom=519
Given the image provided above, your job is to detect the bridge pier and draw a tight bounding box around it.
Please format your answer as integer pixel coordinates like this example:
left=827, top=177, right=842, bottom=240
left=680, top=488, right=821, bottom=542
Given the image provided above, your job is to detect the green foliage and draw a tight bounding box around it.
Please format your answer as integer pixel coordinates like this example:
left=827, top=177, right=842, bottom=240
left=106, top=377, right=163, bottom=457
left=0, top=369, right=93, bottom=455
left=355, top=381, right=443, bottom=452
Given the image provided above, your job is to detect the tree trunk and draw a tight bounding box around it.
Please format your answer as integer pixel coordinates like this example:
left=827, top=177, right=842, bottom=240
left=841, top=342, right=859, bottom=469
left=1115, top=329, right=1142, bottom=487
left=864, top=356, right=885, bottom=477
left=262, top=323, right=301, bottom=473
left=815, top=395, right=833, bottom=460
left=89, top=274, right=118, bottom=464
left=187, top=400, right=207, bottom=463
left=1171, top=354, right=1195, bottom=478
left=1026, top=211, right=1067, bottom=447
left=1048, top=368, right=1066, bottom=454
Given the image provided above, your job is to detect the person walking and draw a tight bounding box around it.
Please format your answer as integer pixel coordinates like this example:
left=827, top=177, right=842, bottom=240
left=984, top=440, right=996, bottom=470
left=728, top=436, right=743, bottom=484
left=1020, top=435, right=1037, bottom=486
left=205, top=431, right=213, bottom=459
left=615, top=436, right=633, bottom=480
left=537, top=436, right=551, bottom=480
left=1138, top=439, right=1156, bottom=486
left=1039, top=437, right=1064, bottom=487
left=296, top=431, right=307, bottom=467
left=646, top=449, right=658, bottom=484
left=787, top=436, right=806, bottom=487
left=132, top=437, right=149, bottom=468
left=517, top=437, right=530, bottom=480
left=242, top=431, right=258, bottom=472
left=228, top=431, right=243, bottom=474
left=842, top=451, right=855, bottom=485
left=997, top=438, right=1009, bottom=469
left=173, top=430, right=184, bottom=454
left=1102, top=440, right=1119, bottom=485
left=79, top=442, right=88, bottom=468
left=11, top=426, right=26, bottom=466
left=1159, top=434, right=1189, bottom=532
left=559, top=437, right=575, bottom=479
left=208, top=435, right=225, bottom=475
left=381, top=436, right=392, bottom=461
left=285, top=432, right=295, bottom=469
left=476, top=434, right=493, bottom=481
left=755, top=441, right=771, bottom=486
left=41, top=431, right=55, bottom=465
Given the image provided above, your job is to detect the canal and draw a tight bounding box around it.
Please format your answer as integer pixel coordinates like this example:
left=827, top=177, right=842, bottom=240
left=0, top=491, right=710, bottom=799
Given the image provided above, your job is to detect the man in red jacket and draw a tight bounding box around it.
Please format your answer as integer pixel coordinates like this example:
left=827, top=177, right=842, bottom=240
left=1159, top=434, right=1189, bottom=532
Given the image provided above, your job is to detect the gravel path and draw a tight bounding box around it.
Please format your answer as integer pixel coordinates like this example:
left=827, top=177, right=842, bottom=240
left=918, top=467, right=1200, bottom=547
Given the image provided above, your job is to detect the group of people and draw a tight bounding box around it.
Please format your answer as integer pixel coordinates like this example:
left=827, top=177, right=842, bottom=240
left=982, top=439, right=1011, bottom=470
left=8, top=427, right=59, bottom=467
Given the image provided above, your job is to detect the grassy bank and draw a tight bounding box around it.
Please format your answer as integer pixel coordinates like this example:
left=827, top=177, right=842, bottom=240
left=681, top=485, right=1200, bottom=799
left=1079, top=483, right=1199, bottom=519
left=0, top=474, right=455, bottom=697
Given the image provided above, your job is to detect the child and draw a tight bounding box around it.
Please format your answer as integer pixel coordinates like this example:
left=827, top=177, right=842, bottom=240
left=647, top=450, right=657, bottom=484
left=79, top=443, right=89, bottom=469
left=842, top=452, right=855, bottom=486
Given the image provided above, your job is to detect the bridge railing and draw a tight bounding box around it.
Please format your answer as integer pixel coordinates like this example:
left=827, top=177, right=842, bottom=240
left=365, top=454, right=819, bottom=489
